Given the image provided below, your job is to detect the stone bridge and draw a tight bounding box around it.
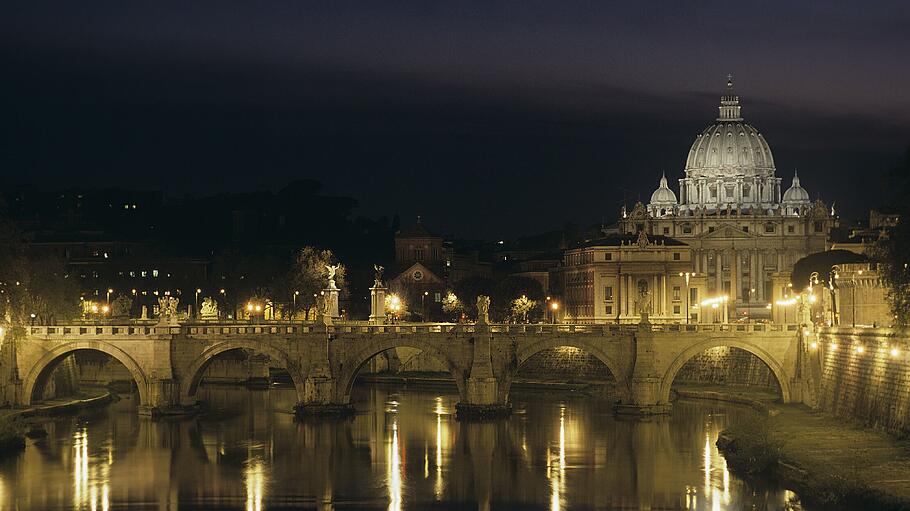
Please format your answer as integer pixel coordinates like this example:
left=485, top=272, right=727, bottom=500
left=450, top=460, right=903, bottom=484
left=10, top=321, right=808, bottom=418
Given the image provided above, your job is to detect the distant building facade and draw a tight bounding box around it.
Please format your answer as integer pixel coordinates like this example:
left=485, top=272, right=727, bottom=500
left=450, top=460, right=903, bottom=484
left=559, top=232, right=707, bottom=324
left=619, top=78, right=836, bottom=320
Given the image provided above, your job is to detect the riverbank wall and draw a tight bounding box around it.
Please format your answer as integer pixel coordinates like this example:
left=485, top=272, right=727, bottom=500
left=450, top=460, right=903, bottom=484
left=815, top=327, right=910, bottom=435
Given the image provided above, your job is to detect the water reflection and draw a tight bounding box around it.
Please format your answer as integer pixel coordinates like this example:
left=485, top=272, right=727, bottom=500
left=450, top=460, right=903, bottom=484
left=0, top=385, right=807, bottom=510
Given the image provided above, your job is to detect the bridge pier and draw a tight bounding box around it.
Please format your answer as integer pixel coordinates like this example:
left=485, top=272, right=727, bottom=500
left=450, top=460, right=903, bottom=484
left=456, top=326, right=511, bottom=420
left=614, top=328, right=672, bottom=416
left=295, top=376, right=355, bottom=418
left=138, top=379, right=199, bottom=417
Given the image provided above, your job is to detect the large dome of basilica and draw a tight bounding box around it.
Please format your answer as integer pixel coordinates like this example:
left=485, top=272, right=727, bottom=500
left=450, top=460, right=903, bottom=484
left=684, top=78, right=775, bottom=178
left=644, top=77, right=811, bottom=218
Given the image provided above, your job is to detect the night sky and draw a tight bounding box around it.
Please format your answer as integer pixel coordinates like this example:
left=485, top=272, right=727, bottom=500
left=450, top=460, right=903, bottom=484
left=2, top=1, right=909, bottom=238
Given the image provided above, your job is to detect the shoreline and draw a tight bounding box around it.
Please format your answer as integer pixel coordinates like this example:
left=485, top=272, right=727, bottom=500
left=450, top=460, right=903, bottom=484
left=675, top=389, right=910, bottom=510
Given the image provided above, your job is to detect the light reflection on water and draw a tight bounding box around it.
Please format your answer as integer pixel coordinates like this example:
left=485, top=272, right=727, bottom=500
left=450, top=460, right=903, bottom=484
left=0, top=385, right=806, bottom=510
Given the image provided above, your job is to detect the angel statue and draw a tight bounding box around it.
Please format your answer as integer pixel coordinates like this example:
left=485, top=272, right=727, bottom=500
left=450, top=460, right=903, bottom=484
left=325, top=264, right=340, bottom=290
left=476, top=295, right=491, bottom=324
left=373, top=264, right=385, bottom=287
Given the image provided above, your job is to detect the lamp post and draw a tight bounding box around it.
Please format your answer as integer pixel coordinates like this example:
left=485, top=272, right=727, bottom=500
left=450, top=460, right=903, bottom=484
left=107, top=288, right=113, bottom=305
left=422, top=291, right=429, bottom=322
left=293, top=290, right=299, bottom=318
left=551, top=301, right=559, bottom=324
left=679, top=272, right=695, bottom=324
left=195, top=288, right=201, bottom=314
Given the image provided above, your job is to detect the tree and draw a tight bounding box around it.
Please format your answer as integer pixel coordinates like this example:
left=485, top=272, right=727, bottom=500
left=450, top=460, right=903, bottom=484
left=510, top=294, right=537, bottom=323
left=0, top=218, right=80, bottom=325
left=441, top=291, right=463, bottom=321
left=286, top=247, right=347, bottom=320
left=880, top=145, right=910, bottom=324
left=492, top=276, right=545, bottom=322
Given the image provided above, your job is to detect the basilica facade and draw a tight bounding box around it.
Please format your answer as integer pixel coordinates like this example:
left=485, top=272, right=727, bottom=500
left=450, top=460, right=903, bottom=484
left=618, top=78, right=835, bottom=320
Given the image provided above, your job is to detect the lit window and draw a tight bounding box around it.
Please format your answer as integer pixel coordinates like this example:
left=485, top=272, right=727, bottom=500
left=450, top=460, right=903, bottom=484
left=141, top=271, right=147, bottom=278
left=130, top=271, right=136, bottom=278
left=152, top=269, right=159, bottom=277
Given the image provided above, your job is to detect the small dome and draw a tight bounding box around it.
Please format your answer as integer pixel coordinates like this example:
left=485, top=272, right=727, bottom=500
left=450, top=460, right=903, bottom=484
left=782, top=171, right=810, bottom=203
left=650, top=173, right=678, bottom=204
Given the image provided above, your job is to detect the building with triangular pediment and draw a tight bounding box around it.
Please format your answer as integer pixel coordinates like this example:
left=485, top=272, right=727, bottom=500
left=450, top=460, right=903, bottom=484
left=618, top=78, right=835, bottom=320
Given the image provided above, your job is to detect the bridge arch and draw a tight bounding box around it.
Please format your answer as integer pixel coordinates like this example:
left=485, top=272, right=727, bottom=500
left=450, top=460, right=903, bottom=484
left=508, top=337, right=629, bottom=401
left=180, top=341, right=304, bottom=404
left=338, top=337, right=467, bottom=403
left=22, top=341, right=150, bottom=407
left=659, top=337, right=792, bottom=404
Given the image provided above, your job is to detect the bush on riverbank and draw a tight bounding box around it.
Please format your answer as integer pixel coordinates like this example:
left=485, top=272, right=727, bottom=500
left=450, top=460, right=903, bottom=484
left=716, top=415, right=784, bottom=475
left=0, top=417, right=25, bottom=456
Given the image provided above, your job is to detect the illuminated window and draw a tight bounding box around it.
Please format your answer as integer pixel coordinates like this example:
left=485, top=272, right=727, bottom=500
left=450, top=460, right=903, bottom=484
left=152, top=269, right=159, bottom=278
left=141, top=271, right=147, bottom=278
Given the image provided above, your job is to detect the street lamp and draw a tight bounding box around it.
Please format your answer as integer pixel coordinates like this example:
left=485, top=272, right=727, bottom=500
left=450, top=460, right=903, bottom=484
left=195, top=288, right=202, bottom=313
left=775, top=296, right=798, bottom=324
left=551, top=301, right=559, bottom=324
left=679, top=272, right=696, bottom=324
left=293, top=290, right=300, bottom=313
left=422, top=291, right=429, bottom=322
left=107, top=288, right=113, bottom=304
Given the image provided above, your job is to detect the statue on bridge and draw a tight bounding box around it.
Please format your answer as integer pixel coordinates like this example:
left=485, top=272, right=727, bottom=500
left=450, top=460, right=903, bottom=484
left=325, top=264, right=340, bottom=290
left=157, top=296, right=180, bottom=322
left=476, top=295, right=491, bottom=324
left=635, top=287, right=652, bottom=323
left=199, top=297, right=219, bottom=320
left=111, top=295, right=133, bottom=318
left=373, top=264, right=385, bottom=287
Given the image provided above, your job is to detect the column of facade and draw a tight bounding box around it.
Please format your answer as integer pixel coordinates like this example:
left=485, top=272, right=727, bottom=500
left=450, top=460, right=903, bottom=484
left=731, top=249, right=739, bottom=303
left=662, top=274, right=669, bottom=317
left=713, top=251, right=722, bottom=294
left=620, top=274, right=627, bottom=317
left=756, top=250, right=765, bottom=302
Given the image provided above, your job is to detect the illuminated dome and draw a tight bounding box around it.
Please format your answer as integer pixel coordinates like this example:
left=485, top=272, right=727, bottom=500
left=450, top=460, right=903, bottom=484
left=648, top=173, right=678, bottom=217
left=684, top=80, right=775, bottom=178
left=782, top=171, right=811, bottom=216
left=676, top=77, right=784, bottom=214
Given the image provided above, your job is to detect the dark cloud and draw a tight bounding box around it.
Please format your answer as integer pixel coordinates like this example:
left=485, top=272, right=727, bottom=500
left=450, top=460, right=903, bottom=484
left=1, top=1, right=908, bottom=237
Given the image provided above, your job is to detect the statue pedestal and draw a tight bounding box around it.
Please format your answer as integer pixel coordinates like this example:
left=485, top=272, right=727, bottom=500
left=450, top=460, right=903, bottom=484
left=369, top=284, right=386, bottom=324
left=323, top=286, right=340, bottom=320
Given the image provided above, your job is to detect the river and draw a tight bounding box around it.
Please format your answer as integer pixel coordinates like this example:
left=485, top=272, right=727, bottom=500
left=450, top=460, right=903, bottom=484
left=0, top=384, right=804, bottom=510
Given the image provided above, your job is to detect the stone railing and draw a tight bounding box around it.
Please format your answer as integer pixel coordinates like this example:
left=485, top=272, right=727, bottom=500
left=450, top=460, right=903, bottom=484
left=25, top=321, right=803, bottom=338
